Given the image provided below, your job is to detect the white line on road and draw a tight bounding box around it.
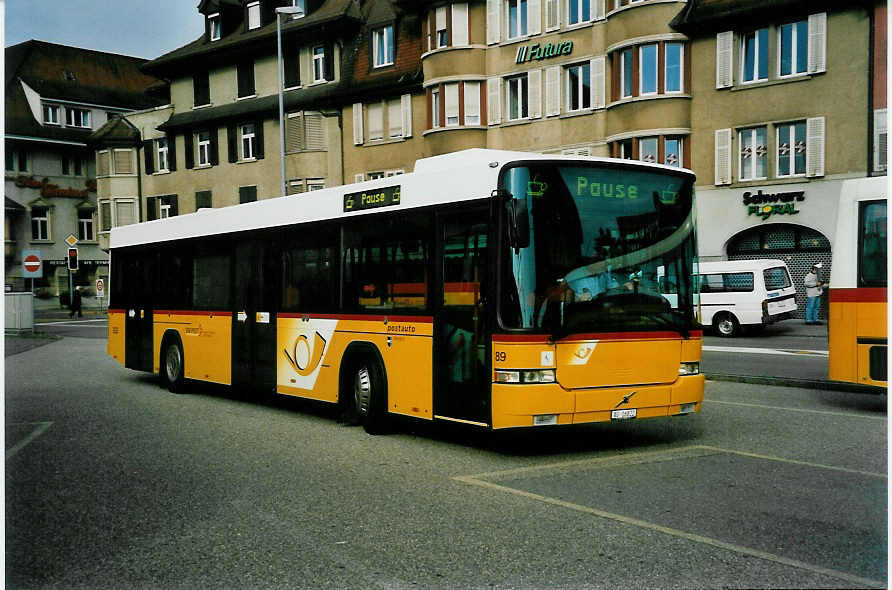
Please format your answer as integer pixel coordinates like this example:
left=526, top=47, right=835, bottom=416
left=35, top=319, right=107, bottom=326
left=704, top=398, right=887, bottom=421
left=6, top=422, right=53, bottom=460
left=703, top=345, right=828, bottom=356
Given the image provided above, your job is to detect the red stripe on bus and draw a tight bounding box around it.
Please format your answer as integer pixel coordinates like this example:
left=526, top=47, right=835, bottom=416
left=154, top=310, right=233, bottom=317
left=829, top=288, right=887, bottom=303
left=493, top=330, right=700, bottom=343
left=107, top=308, right=126, bottom=314
left=278, top=313, right=434, bottom=323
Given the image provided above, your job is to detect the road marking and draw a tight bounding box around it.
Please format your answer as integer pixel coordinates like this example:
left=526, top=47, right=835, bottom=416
left=6, top=422, right=53, bottom=460
left=703, top=345, right=828, bottom=357
left=455, top=445, right=886, bottom=588
left=35, top=319, right=106, bottom=326
left=697, top=444, right=886, bottom=479
left=705, top=398, right=887, bottom=421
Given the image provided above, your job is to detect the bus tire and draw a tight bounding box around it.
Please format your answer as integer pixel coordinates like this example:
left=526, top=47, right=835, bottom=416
left=160, top=336, right=185, bottom=393
left=713, top=313, right=740, bottom=338
left=351, top=353, right=389, bottom=435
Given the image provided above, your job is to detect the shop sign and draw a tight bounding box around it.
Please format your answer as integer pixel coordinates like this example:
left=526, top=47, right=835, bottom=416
left=6, top=175, right=96, bottom=197
left=743, top=189, right=805, bottom=221
left=515, top=41, right=573, bottom=64
left=45, top=259, right=109, bottom=267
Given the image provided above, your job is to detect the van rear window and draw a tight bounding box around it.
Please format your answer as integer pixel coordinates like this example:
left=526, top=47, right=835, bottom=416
left=763, top=267, right=791, bottom=290
left=700, top=272, right=754, bottom=293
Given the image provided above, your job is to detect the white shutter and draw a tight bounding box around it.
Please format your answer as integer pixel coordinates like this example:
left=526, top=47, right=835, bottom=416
left=487, top=0, right=501, bottom=44
left=594, top=0, right=605, bottom=20
left=545, top=65, right=560, bottom=116
left=401, top=94, right=413, bottom=138
left=807, top=12, right=827, bottom=74
left=806, top=116, right=825, bottom=177
left=487, top=77, right=502, bottom=124
left=714, top=128, right=732, bottom=185
left=528, top=0, right=541, bottom=35
left=874, top=108, right=887, bottom=173
left=286, top=112, right=305, bottom=152
left=445, top=82, right=460, bottom=125
left=115, top=200, right=137, bottom=227
left=591, top=56, right=606, bottom=109
left=352, top=102, right=363, bottom=145
left=305, top=112, right=326, bottom=150
left=368, top=103, right=383, bottom=140
left=354, top=173, right=365, bottom=183
left=527, top=70, right=542, bottom=119
left=716, top=31, right=733, bottom=89
left=545, top=0, right=559, bottom=31
left=388, top=99, right=402, bottom=137
left=452, top=3, right=469, bottom=46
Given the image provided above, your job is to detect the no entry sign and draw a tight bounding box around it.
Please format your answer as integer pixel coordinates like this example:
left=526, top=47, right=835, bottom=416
left=22, top=249, right=42, bottom=278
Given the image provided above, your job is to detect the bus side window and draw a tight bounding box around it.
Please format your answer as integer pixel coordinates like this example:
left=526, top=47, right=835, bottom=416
left=860, top=201, right=888, bottom=286
left=280, top=227, right=338, bottom=312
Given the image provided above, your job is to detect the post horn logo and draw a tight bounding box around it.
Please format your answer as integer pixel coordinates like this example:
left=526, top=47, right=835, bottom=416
left=284, top=332, right=327, bottom=376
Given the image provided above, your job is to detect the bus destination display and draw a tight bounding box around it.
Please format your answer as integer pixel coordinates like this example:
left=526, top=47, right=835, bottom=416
left=344, top=185, right=401, bottom=212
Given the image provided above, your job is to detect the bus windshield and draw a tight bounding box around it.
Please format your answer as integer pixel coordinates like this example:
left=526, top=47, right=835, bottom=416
left=500, top=162, right=697, bottom=338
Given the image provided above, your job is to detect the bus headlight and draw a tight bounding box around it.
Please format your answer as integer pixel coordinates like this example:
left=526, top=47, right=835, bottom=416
left=495, top=369, right=557, bottom=384
left=679, top=362, right=700, bottom=376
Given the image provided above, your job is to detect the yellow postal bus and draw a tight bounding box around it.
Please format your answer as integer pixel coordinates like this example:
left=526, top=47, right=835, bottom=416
left=107, top=149, right=704, bottom=432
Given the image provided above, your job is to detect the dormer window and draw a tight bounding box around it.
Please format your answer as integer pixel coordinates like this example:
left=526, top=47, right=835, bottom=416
left=290, top=0, right=306, bottom=19
left=209, top=13, right=221, bottom=41
left=247, top=2, right=261, bottom=30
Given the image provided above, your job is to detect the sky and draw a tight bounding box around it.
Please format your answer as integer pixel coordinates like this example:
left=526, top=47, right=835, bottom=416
left=5, top=0, right=208, bottom=59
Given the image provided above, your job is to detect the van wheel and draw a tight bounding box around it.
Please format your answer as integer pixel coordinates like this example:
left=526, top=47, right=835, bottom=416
left=160, top=339, right=185, bottom=393
left=714, top=313, right=740, bottom=338
left=352, top=356, right=389, bottom=435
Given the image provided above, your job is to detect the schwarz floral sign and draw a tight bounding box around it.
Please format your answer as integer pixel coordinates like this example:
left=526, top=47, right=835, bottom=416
left=6, top=175, right=96, bottom=197
left=743, top=189, right=805, bottom=221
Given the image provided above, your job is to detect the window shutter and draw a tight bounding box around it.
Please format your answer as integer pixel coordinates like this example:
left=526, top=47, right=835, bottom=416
left=167, top=134, right=177, bottom=171
left=487, top=0, right=501, bottom=45
left=284, top=40, right=300, bottom=88
left=143, top=140, right=154, bottom=174
left=874, top=109, right=887, bottom=173
left=195, top=190, right=212, bottom=209
left=353, top=103, right=364, bottom=145
left=116, top=200, right=137, bottom=226
left=227, top=124, right=238, bottom=163
left=594, top=0, right=605, bottom=20
left=591, top=56, right=606, bottom=109
left=452, top=3, right=469, bottom=46
left=806, top=116, right=825, bottom=177
left=528, top=0, right=541, bottom=35
left=184, top=132, right=194, bottom=169
left=545, top=0, right=559, bottom=30
left=146, top=197, right=157, bottom=221
left=487, top=77, right=502, bottom=124
left=714, top=128, right=732, bottom=185
left=209, top=128, right=219, bottom=166
left=286, top=113, right=305, bottom=152
left=545, top=66, right=560, bottom=116
left=807, top=13, right=827, bottom=74
left=324, top=43, right=335, bottom=81
left=305, top=112, right=326, bottom=150
left=528, top=69, right=542, bottom=119
left=401, top=94, right=413, bottom=138
left=166, top=194, right=179, bottom=217
left=114, top=149, right=133, bottom=174
left=254, top=119, right=264, bottom=159
left=716, top=31, right=733, bottom=89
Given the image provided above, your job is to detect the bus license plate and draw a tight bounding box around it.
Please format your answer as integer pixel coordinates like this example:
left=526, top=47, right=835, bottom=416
left=611, top=408, right=637, bottom=420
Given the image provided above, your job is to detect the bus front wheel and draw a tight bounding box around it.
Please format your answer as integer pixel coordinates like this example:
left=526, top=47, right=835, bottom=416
left=352, top=357, right=389, bottom=435
left=160, top=339, right=185, bottom=393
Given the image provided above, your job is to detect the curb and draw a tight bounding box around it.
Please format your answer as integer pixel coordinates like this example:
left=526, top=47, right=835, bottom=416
left=707, top=373, right=886, bottom=395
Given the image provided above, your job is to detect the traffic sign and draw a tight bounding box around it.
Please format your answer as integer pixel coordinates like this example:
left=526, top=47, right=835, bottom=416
left=65, top=234, right=78, bottom=247
left=22, top=249, right=42, bottom=278
left=96, top=278, right=105, bottom=298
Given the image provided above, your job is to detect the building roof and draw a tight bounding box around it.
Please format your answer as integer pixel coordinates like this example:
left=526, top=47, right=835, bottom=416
left=670, top=0, right=846, bottom=34
left=89, top=116, right=141, bottom=146
left=5, top=40, right=165, bottom=143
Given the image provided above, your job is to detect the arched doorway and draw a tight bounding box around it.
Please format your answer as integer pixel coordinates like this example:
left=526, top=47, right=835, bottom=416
left=726, top=224, right=831, bottom=320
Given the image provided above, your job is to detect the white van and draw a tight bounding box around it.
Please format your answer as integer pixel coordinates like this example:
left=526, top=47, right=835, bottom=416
left=696, top=259, right=798, bottom=337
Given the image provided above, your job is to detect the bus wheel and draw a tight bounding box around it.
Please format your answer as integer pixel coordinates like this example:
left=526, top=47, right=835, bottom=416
left=352, top=358, right=388, bottom=435
left=161, top=339, right=185, bottom=393
left=713, top=313, right=740, bottom=338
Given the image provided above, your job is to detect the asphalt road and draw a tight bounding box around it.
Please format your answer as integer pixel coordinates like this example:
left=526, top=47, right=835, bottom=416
left=5, top=335, right=887, bottom=588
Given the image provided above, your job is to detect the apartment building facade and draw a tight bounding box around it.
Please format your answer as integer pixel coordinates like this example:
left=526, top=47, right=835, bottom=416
left=5, top=40, right=164, bottom=296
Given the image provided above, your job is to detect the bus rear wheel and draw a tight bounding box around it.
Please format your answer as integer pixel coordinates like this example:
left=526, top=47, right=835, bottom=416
left=713, top=313, right=740, bottom=338
left=160, top=339, right=185, bottom=393
left=352, top=357, right=388, bottom=435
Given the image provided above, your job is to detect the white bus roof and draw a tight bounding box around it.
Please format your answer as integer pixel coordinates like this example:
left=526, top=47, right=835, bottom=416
left=110, top=148, right=695, bottom=250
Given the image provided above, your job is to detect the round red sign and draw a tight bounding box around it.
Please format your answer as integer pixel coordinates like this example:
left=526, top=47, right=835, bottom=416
left=23, top=254, right=41, bottom=273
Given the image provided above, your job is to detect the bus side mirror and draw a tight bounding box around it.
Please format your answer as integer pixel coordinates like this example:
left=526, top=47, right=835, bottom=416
left=507, top=198, right=530, bottom=253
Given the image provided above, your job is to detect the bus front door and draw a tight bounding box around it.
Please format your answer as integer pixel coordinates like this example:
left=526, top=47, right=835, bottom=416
left=125, top=252, right=154, bottom=372
left=435, top=212, right=491, bottom=425
left=233, top=240, right=277, bottom=394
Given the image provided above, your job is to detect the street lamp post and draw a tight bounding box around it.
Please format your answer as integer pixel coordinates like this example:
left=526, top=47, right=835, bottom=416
left=276, top=6, right=304, bottom=198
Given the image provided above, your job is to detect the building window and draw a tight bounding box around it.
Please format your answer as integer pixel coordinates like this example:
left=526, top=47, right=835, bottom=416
left=100, top=201, right=112, bottom=232
left=78, top=209, right=94, bottom=241
left=61, top=155, right=84, bottom=176
left=665, top=42, right=683, bottom=93
left=157, top=138, right=169, bottom=172
left=43, top=104, right=60, bottom=125
left=237, top=60, right=255, bottom=98
left=6, top=148, right=29, bottom=173
left=464, top=81, right=480, bottom=125
left=639, top=44, right=658, bottom=95
left=196, top=190, right=212, bottom=210
left=66, top=107, right=90, bottom=128
left=568, top=0, right=590, bottom=25
left=436, top=6, right=448, bottom=47
left=307, top=178, right=325, bottom=191
left=198, top=131, right=211, bottom=166
left=431, top=87, right=441, bottom=128
left=286, top=111, right=327, bottom=151
left=620, top=48, right=633, bottom=98
left=194, top=71, right=210, bottom=106
left=741, top=28, right=769, bottom=83
left=31, top=207, right=49, bottom=241
left=506, top=74, right=528, bottom=120
left=507, top=0, right=528, bottom=39
left=209, top=13, right=221, bottom=40
left=778, top=19, right=808, bottom=77
left=313, top=46, right=326, bottom=82
left=566, top=62, right=591, bottom=112
left=241, top=123, right=256, bottom=160
left=96, top=150, right=109, bottom=176
left=739, top=126, right=767, bottom=180
left=368, top=103, right=384, bottom=141
left=247, top=2, right=261, bottom=30
left=157, top=195, right=178, bottom=219
left=639, top=137, right=658, bottom=163
left=115, top=200, right=138, bottom=227
left=445, top=83, right=460, bottom=126
left=664, top=137, right=682, bottom=167
left=239, top=185, right=258, bottom=203
left=373, top=25, right=394, bottom=67
left=113, top=149, right=134, bottom=175
left=777, top=121, right=806, bottom=177
left=387, top=99, right=402, bottom=138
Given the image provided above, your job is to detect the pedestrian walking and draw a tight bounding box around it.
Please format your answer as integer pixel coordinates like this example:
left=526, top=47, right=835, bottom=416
left=803, top=262, right=823, bottom=324
left=69, top=286, right=83, bottom=318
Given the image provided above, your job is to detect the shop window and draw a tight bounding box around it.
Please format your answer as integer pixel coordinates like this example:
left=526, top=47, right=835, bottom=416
left=739, top=126, right=767, bottom=180
left=639, top=137, right=658, bottom=163
left=664, top=137, right=682, bottom=167
left=777, top=121, right=806, bottom=177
